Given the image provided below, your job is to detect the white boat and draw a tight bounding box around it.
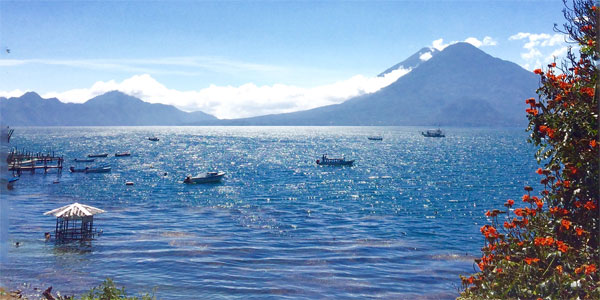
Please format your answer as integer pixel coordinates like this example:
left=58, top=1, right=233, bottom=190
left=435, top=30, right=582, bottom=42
left=316, top=154, right=354, bottom=166
left=421, top=128, right=445, bottom=137
left=184, top=171, right=225, bottom=184
left=70, top=165, right=111, bottom=173
left=85, top=166, right=111, bottom=173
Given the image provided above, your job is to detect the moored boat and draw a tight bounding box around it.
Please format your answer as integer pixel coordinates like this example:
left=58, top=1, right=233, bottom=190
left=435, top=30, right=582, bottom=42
left=69, top=166, right=87, bottom=173
left=421, top=128, right=445, bottom=137
left=85, top=165, right=111, bottom=173
left=184, top=171, right=225, bottom=184
left=148, top=137, right=159, bottom=141
left=70, top=165, right=111, bottom=173
left=316, top=154, right=354, bottom=166
left=115, top=152, right=131, bottom=157
left=367, top=136, right=383, bottom=141
left=74, top=158, right=95, bottom=162
left=88, top=153, right=108, bottom=158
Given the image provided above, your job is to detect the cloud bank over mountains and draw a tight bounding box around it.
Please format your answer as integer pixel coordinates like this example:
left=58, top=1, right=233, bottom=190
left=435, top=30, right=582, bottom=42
left=31, top=67, right=410, bottom=119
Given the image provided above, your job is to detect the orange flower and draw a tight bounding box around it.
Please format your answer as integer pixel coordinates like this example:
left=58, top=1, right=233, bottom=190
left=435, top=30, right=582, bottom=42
left=524, top=257, right=540, bottom=265
left=522, top=195, right=531, bottom=203
left=574, top=201, right=582, bottom=208
left=569, top=166, right=577, bottom=174
left=535, top=199, right=544, bottom=210
left=588, top=39, right=594, bottom=46
left=585, top=264, right=597, bottom=275
left=575, top=266, right=583, bottom=274
left=581, top=87, right=595, bottom=97
left=576, top=227, right=584, bottom=236
left=561, top=219, right=571, bottom=230
left=563, top=180, right=570, bottom=188
left=505, top=199, right=514, bottom=207
left=504, top=221, right=516, bottom=229
left=551, top=62, right=556, bottom=67
left=556, top=240, right=568, bottom=253
left=525, top=98, right=536, bottom=105
left=534, top=68, right=543, bottom=74
left=515, top=208, right=525, bottom=216
left=536, top=168, right=543, bottom=175
left=526, top=108, right=538, bottom=115
left=591, top=140, right=597, bottom=147
left=584, top=201, right=597, bottom=210
left=556, top=265, right=563, bottom=273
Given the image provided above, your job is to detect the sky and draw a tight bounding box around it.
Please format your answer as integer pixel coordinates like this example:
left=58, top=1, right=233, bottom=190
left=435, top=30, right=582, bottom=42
left=0, top=0, right=571, bottom=119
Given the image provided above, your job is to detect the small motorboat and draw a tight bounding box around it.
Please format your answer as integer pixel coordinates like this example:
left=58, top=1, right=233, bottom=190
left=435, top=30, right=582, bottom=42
left=85, top=165, right=111, bottom=173
left=115, top=152, right=131, bottom=157
left=70, top=165, right=111, bottom=173
left=87, top=153, right=108, bottom=158
left=148, top=137, right=159, bottom=141
left=316, top=154, right=354, bottom=166
left=184, top=171, right=225, bottom=184
left=70, top=166, right=87, bottom=173
left=125, top=181, right=134, bottom=186
left=74, top=158, right=95, bottom=162
left=367, top=136, right=383, bottom=141
left=421, top=128, right=445, bottom=137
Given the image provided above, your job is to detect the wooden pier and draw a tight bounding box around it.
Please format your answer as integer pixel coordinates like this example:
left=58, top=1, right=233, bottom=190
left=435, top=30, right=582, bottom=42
left=8, top=149, right=63, bottom=175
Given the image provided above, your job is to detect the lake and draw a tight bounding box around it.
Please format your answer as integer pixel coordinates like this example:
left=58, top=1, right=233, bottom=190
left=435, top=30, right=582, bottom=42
left=0, top=126, right=539, bottom=299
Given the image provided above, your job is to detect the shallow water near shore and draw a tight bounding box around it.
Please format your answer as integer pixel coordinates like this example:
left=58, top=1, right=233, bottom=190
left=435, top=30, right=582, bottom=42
left=1, top=126, right=539, bottom=299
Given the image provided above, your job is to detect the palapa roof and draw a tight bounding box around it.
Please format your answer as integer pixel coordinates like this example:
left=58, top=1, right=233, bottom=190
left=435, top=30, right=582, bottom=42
left=44, top=202, right=105, bottom=218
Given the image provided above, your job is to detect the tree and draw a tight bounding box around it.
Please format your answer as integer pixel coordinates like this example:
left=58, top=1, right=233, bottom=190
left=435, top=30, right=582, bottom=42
left=459, top=0, right=599, bottom=298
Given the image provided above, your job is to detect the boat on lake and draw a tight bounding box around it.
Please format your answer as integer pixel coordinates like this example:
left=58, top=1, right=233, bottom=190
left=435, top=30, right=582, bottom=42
left=184, top=171, right=225, bottom=184
left=421, top=128, right=445, bottom=137
left=115, top=152, right=131, bottom=157
left=74, top=158, right=95, bottom=162
left=70, top=165, right=111, bottom=173
left=88, top=153, right=108, bottom=158
left=367, top=136, right=383, bottom=141
left=148, top=137, right=159, bottom=141
left=316, top=154, right=354, bottom=166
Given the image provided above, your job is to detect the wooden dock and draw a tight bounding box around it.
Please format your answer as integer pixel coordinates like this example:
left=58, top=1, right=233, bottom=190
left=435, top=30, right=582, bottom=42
left=8, top=149, right=63, bottom=175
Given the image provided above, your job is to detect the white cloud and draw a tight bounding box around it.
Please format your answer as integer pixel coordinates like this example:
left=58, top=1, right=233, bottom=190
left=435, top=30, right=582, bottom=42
left=419, top=52, right=433, bottom=61
left=431, top=36, right=498, bottom=50
left=546, top=46, right=569, bottom=63
left=18, top=68, right=410, bottom=119
left=0, top=89, right=27, bottom=98
left=509, top=32, right=569, bottom=70
left=432, top=38, right=451, bottom=51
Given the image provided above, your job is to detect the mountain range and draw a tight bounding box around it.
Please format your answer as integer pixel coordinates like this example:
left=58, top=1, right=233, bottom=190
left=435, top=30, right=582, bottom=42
left=0, top=91, right=216, bottom=126
left=0, top=43, right=538, bottom=127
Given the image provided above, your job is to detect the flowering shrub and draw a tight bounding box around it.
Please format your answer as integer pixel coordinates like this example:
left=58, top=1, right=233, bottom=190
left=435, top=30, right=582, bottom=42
left=459, top=0, right=599, bottom=298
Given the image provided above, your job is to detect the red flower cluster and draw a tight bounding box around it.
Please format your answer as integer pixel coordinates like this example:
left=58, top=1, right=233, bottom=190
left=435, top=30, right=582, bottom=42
left=534, top=236, right=555, bottom=246
left=524, top=257, right=540, bottom=265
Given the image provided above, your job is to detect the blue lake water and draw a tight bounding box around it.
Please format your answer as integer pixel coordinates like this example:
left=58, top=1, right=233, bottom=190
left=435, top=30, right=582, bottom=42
left=0, top=126, right=539, bottom=299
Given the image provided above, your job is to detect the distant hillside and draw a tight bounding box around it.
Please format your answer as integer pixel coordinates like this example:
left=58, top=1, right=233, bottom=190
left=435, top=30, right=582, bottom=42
left=0, top=91, right=217, bottom=126
left=218, top=43, right=538, bottom=126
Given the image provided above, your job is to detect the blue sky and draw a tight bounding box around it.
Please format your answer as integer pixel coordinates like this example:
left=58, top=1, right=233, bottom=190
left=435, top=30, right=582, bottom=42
left=0, top=0, right=569, bottom=118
